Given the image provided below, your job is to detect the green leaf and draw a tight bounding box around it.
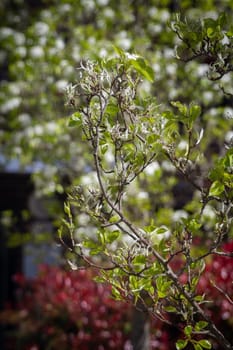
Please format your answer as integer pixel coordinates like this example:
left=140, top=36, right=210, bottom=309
left=111, top=286, right=122, bottom=300
left=193, top=344, right=203, bottom=350
left=129, top=275, right=139, bottom=289
left=171, top=101, right=188, bottom=116
left=133, top=255, right=146, bottom=265
left=224, top=150, right=233, bottom=168
left=189, top=103, right=201, bottom=122
left=198, top=340, right=212, bottom=349
left=68, top=112, right=82, bottom=127
left=191, top=275, right=199, bottom=289
left=113, top=45, right=125, bottom=57
left=127, top=54, right=154, bottom=82
left=182, top=218, right=201, bottom=232
left=226, top=28, right=233, bottom=37
left=218, top=12, right=227, bottom=27
left=7, top=232, right=31, bottom=247
left=97, top=230, right=106, bottom=245
left=105, top=102, right=119, bottom=116
left=123, top=143, right=136, bottom=161
left=83, top=239, right=98, bottom=249
left=162, top=109, right=176, bottom=120
left=64, top=202, right=71, bottom=217
left=154, top=226, right=169, bottom=235
left=207, top=27, right=215, bottom=38
left=194, top=321, right=208, bottom=331
left=176, top=339, right=188, bottom=350
left=194, top=295, right=205, bottom=302
left=94, top=275, right=106, bottom=283
left=90, top=247, right=103, bottom=255
left=184, top=325, right=192, bottom=337
left=156, top=276, right=172, bottom=298
left=106, top=230, right=120, bottom=244
left=109, top=215, right=120, bottom=223
left=100, top=144, right=108, bottom=154
left=204, top=18, right=217, bottom=29
left=209, top=180, right=224, bottom=196
left=147, top=134, right=159, bottom=144
left=163, top=305, right=177, bottom=312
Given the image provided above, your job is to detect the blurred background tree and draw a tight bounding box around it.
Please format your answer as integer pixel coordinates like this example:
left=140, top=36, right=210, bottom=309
left=1, top=0, right=233, bottom=195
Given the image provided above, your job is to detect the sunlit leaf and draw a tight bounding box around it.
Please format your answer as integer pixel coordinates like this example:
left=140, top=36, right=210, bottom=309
left=176, top=339, right=188, bottom=350
left=198, top=339, right=212, bottom=349
left=209, top=180, right=225, bottom=196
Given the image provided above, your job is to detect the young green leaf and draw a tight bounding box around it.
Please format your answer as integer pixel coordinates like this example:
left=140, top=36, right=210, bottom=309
left=184, top=325, right=192, bottom=337
left=209, top=180, right=224, bottom=196
left=106, top=230, right=120, bottom=244
left=193, top=344, right=203, bottom=350
left=176, top=339, right=188, bottom=350
left=68, top=112, right=82, bottom=127
left=189, top=103, right=201, bottom=122
left=198, top=339, right=212, bottom=349
left=127, top=54, right=154, bottom=82
left=195, top=321, right=208, bottom=331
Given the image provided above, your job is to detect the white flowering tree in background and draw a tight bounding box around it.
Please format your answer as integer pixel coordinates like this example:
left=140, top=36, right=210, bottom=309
left=1, top=1, right=233, bottom=195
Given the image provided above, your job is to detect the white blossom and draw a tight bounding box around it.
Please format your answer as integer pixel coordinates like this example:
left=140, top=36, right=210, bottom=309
left=148, top=7, right=157, bottom=18
left=18, top=113, right=31, bottom=126
left=202, top=205, right=216, bottom=220
left=72, top=46, right=80, bottom=61
left=34, top=125, right=43, bottom=136
left=34, top=22, right=49, bottom=36
left=78, top=213, right=90, bottom=226
left=14, top=32, right=25, bottom=45
left=137, top=191, right=149, bottom=200
left=0, top=27, right=14, bottom=38
left=15, top=46, right=27, bottom=57
left=8, top=83, right=21, bottom=95
left=103, top=8, right=114, bottom=19
left=225, top=131, right=233, bottom=143
left=81, top=172, right=98, bottom=186
left=148, top=23, right=162, bottom=34
left=99, top=48, right=108, bottom=58
left=80, top=0, right=95, bottom=10
left=0, top=97, right=21, bottom=112
left=144, top=161, right=160, bottom=175
left=55, top=38, right=65, bottom=50
left=224, top=107, right=233, bottom=119
left=196, top=64, right=208, bottom=77
left=41, top=10, right=52, bottom=20
left=161, top=160, right=176, bottom=172
left=56, top=79, right=68, bottom=92
left=203, top=91, right=213, bottom=102
left=166, top=63, right=177, bottom=75
left=30, top=46, right=44, bottom=58
left=116, top=31, right=131, bottom=50
left=45, top=121, right=57, bottom=134
left=39, top=36, right=47, bottom=46
left=163, top=48, right=174, bottom=59
left=178, top=140, right=188, bottom=151
left=160, top=9, right=170, bottom=22
left=152, top=63, right=161, bottom=73
left=173, top=210, right=188, bottom=222
left=97, top=0, right=109, bottom=5
left=60, top=4, right=71, bottom=12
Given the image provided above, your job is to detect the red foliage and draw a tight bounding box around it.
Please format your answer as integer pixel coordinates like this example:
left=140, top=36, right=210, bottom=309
left=150, top=241, right=233, bottom=349
left=169, top=241, right=233, bottom=325
left=1, top=242, right=232, bottom=350
left=198, top=242, right=233, bottom=325
left=2, top=266, right=132, bottom=350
